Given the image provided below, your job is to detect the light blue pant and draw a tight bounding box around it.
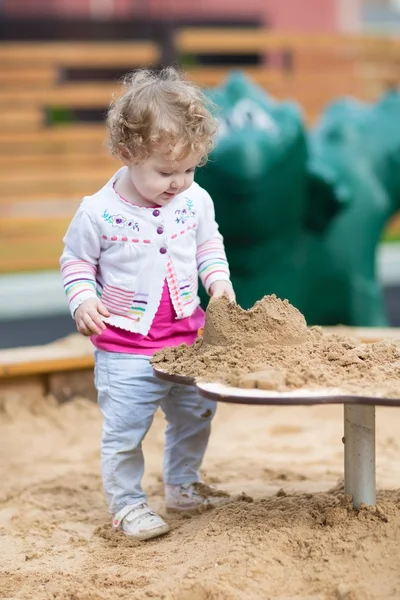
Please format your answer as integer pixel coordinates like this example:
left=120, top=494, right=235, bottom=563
left=94, top=350, right=217, bottom=514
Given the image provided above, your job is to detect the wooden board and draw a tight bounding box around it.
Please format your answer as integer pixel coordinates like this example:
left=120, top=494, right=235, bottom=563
left=0, top=42, right=159, bottom=67
left=0, top=82, right=118, bottom=107
left=185, top=67, right=364, bottom=87
left=0, top=74, right=384, bottom=109
left=0, top=107, right=44, bottom=131
left=176, top=28, right=400, bottom=54
left=0, top=353, right=94, bottom=379
left=0, top=152, right=117, bottom=172
left=0, top=64, right=57, bottom=87
left=0, top=125, right=106, bottom=155
left=0, top=209, right=76, bottom=272
left=0, top=168, right=115, bottom=197
left=184, top=68, right=378, bottom=104
left=0, top=337, right=94, bottom=379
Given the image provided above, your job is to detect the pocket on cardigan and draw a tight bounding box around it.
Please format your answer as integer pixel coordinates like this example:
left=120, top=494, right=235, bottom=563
left=101, top=276, right=135, bottom=316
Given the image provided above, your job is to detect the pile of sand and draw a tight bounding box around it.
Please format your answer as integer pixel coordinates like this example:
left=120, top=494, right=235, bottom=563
left=202, top=293, right=309, bottom=347
left=152, top=295, right=400, bottom=398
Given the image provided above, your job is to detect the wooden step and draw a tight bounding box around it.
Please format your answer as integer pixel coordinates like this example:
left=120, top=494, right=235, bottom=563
left=176, top=28, right=400, bottom=54
left=0, top=107, right=44, bottom=131
left=0, top=152, right=118, bottom=172
left=0, top=125, right=106, bottom=154
left=0, top=190, right=88, bottom=203
left=0, top=214, right=73, bottom=240
left=0, top=72, right=380, bottom=109
left=185, top=68, right=374, bottom=107
left=0, top=82, right=118, bottom=107
left=0, top=210, right=75, bottom=273
left=0, top=64, right=57, bottom=87
left=0, top=72, right=384, bottom=126
left=0, top=168, right=114, bottom=198
left=186, top=66, right=366, bottom=88
left=0, top=238, right=65, bottom=273
left=1, top=199, right=80, bottom=218
left=0, top=41, right=159, bottom=67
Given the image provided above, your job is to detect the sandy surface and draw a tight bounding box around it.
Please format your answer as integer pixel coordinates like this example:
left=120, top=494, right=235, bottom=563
left=1, top=385, right=400, bottom=600
left=153, top=297, right=400, bottom=398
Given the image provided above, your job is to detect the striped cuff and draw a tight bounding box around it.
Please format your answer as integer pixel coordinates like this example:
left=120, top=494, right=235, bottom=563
left=61, top=259, right=98, bottom=316
left=196, top=239, right=230, bottom=292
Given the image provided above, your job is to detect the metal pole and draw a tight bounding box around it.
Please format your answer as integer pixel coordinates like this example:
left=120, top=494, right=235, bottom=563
left=344, top=404, right=376, bottom=509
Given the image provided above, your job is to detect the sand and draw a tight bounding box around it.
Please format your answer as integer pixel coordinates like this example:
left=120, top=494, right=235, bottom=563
left=2, top=385, right=400, bottom=600
left=152, top=296, right=400, bottom=398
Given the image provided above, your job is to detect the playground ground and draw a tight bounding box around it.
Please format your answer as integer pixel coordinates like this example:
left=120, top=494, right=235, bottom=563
left=1, top=384, right=400, bottom=600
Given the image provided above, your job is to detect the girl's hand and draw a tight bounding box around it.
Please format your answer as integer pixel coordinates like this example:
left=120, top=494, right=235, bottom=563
left=74, top=298, right=110, bottom=336
left=209, top=281, right=236, bottom=303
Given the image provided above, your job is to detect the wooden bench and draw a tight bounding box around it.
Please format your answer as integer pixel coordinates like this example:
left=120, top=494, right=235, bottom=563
left=0, top=41, right=159, bottom=67
left=0, top=106, right=44, bottom=131
left=184, top=67, right=378, bottom=117
left=0, top=168, right=113, bottom=201
left=1, top=34, right=400, bottom=276
left=0, top=40, right=161, bottom=274
left=179, top=28, right=400, bottom=98
left=0, top=77, right=379, bottom=127
left=0, top=64, right=57, bottom=87
left=0, top=214, right=73, bottom=272
left=0, top=151, right=117, bottom=172
left=176, top=28, right=400, bottom=60
left=0, top=82, right=118, bottom=107
left=0, top=124, right=107, bottom=154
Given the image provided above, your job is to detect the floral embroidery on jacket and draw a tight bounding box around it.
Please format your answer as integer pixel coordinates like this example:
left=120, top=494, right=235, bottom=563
left=126, top=218, right=140, bottom=231
left=175, top=198, right=196, bottom=225
left=101, top=210, right=139, bottom=231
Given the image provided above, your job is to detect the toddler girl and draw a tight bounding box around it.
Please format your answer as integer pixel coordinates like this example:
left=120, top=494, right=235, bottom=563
left=60, top=67, right=235, bottom=541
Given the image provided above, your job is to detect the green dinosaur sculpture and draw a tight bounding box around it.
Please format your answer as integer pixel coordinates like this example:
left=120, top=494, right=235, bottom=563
left=196, top=72, right=398, bottom=325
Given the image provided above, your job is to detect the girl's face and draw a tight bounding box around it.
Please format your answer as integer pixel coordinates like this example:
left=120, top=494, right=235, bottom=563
left=122, top=145, right=202, bottom=207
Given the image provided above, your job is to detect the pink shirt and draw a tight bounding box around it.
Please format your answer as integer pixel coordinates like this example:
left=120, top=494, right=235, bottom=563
left=92, top=280, right=205, bottom=355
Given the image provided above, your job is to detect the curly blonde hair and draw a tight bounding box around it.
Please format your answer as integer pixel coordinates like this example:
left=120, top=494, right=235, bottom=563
left=107, top=67, right=217, bottom=166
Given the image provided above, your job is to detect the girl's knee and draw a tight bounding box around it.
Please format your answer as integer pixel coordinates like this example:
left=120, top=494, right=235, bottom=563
left=163, top=389, right=217, bottom=421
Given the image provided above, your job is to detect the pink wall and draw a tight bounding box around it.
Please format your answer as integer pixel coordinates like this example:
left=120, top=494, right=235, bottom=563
left=2, top=0, right=362, bottom=32
left=108, top=0, right=340, bottom=31
left=3, top=0, right=91, bottom=17
left=264, top=0, right=337, bottom=32
left=57, top=0, right=91, bottom=17
left=3, top=0, right=53, bottom=16
left=139, top=0, right=264, bottom=21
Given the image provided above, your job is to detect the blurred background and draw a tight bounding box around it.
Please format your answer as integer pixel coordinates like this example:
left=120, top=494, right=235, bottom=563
left=1, top=0, right=400, bottom=348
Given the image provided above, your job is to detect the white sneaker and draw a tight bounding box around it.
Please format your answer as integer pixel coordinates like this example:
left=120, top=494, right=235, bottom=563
left=113, top=502, right=169, bottom=541
left=165, top=482, right=233, bottom=513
